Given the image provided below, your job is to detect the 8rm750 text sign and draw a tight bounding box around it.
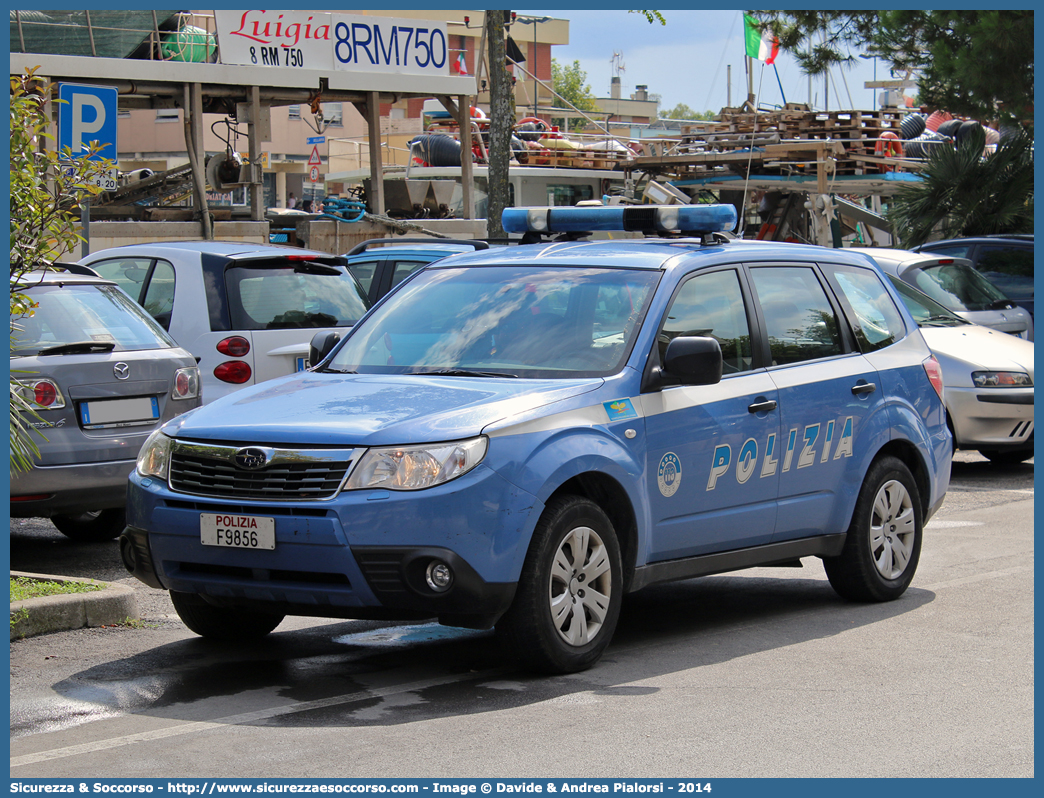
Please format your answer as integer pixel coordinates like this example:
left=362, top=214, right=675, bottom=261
left=215, top=10, right=449, bottom=76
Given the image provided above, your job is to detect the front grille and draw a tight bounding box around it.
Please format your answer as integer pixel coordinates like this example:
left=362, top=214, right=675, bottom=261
left=168, top=441, right=362, bottom=501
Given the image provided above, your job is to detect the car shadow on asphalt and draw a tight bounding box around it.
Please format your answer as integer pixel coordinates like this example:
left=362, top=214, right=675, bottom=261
left=40, top=572, right=935, bottom=729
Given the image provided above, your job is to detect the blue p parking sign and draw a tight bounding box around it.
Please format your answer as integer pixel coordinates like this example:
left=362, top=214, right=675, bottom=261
left=58, top=83, right=118, bottom=160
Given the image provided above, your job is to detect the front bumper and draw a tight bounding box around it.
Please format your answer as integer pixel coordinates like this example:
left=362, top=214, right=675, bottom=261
left=9, top=458, right=134, bottom=518
left=122, top=465, right=537, bottom=628
left=947, top=386, right=1034, bottom=450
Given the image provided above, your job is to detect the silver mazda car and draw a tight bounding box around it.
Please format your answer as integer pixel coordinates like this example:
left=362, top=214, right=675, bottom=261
left=10, top=267, right=201, bottom=540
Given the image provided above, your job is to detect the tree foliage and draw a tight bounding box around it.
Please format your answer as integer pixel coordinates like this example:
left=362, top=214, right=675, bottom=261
left=662, top=103, right=716, bottom=121
left=629, top=10, right=665, bottom=26
left=10, top=68, right=115, bottom=473
left=887, top=129, right=1034, bottom=248
left=550, top=59, right=599, bottom=131
left=748, top=11, right=1033, bottom=126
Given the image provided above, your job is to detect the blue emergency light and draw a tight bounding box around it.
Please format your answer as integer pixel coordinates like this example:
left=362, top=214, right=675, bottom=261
left=501, top=204, right=738, bottom=236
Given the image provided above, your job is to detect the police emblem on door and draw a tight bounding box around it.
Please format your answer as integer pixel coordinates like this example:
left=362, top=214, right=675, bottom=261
left=657, top=452, right=682, bottom=497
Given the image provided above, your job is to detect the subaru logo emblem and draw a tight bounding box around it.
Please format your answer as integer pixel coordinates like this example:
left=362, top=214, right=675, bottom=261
left=113, top=362, right=130, bottom=380
left=234, top=447, right=268, bottom=470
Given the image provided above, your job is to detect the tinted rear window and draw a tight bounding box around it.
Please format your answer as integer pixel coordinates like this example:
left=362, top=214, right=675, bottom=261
left=224, top=266, right=369, bottom=330
left=11, top=284, right=176, bottom=356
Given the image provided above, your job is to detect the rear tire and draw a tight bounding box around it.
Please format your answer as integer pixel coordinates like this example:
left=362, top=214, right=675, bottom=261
left=824, top=456, right=922, bottom=602
left=496, top=496, right=622, bottom=674
left=51, top=509, right=126, bottom=542
left=170, top=591, right=284, bottom=640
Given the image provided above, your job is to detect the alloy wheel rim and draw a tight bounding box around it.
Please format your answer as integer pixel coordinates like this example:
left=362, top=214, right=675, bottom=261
left=548, top=525, right=612, bottom=647
left=869, top=479, right=916, bottom=580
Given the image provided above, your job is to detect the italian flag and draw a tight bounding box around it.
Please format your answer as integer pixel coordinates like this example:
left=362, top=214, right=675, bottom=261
left=744, top=14, right=780, bottom=64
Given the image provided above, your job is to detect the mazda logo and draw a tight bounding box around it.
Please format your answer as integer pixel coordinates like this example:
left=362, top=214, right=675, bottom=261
left=234, top=447, right=269, bottom=470
left=113, top=362, right=130, bottom=380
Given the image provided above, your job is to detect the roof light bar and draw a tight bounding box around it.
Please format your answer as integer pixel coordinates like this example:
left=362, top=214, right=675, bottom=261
left=502, top=205, right=738, bottom=236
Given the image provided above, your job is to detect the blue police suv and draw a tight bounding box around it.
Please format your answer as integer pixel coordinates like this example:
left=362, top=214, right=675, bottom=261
left=122, top=204, right=951, bottom=673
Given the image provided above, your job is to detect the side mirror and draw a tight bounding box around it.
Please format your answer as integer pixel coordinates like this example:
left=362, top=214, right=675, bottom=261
left=308, top=330, right=342, bottom=367
left=661, top=336, right=723, bottom=386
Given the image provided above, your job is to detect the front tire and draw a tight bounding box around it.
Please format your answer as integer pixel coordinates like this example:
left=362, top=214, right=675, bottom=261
left=824, top=456, right=922, bottom=602
left=51, top=508, right=126, bottom=542
left=496, top=496, right=623, bottom=674
left=170, top=592, right=284, bottom=640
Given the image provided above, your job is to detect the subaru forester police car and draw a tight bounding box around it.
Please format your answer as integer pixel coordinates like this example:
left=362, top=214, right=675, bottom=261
left=121, top=204, right=951, bottom=673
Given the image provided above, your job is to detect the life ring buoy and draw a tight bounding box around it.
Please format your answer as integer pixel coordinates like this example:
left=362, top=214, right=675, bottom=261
left=874, top=131, right=903, bottom=172
left=469, top=106, right=487, bottom=119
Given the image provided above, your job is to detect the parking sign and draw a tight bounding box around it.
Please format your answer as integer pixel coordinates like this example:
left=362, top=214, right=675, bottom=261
left=58, top=83, right=118, bottom=161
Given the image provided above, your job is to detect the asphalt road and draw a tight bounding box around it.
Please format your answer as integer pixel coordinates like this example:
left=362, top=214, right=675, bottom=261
left=9, top=451, right=1034, bottom=778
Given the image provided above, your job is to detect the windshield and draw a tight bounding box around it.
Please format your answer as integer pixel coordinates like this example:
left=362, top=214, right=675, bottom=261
left=911, top=261, right=1012, bottom=312
left=888, top=277, right=967, bottom=327
left=225, top=266, right=369, bottom=330
left=11, top=283, right=178, bottom=357
left=327, top=264, right=660, bottom=378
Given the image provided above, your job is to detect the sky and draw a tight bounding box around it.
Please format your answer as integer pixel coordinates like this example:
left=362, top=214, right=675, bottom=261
left=517, top=9, right=886, bottom=116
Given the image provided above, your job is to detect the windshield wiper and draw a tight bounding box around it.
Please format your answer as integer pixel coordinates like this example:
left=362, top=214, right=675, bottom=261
left=920, top=314, right=963, bottom=326
left=316, top=367, right=356, bottom=374
left=987, top=299, right=1016, bottom=311
left=36, top=341, right=117, bottom=356
left=420, top=368, right=518, bottom=378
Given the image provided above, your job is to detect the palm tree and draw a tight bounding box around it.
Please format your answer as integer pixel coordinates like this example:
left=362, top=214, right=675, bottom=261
left=887, top=127, right=1033, bottom=248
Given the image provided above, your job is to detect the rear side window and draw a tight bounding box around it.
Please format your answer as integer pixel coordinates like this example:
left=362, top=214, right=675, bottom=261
left=347, top=260, right=379, bottom=295
left=390, top=260, right=430, bottom=291
left=749, top=266, right=843, bottom=365
left=975, top=245, right=1034, bottom=302
left=87, top=258, right=152, bottom=302
left=826, top=265, right=906, bottom=352
left=225, top=266, right=369, bottom=330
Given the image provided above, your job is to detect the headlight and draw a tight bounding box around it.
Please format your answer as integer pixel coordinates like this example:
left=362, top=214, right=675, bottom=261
left=346, top=437, right=488, bottom=491
left=136, top=430, right=173, bottom=479
left=972, top=371, right=1032, bottom=388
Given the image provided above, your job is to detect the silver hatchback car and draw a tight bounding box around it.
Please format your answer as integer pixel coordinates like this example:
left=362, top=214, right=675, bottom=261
left=853, top=248, right=1033, bottom=341
left=78, top=242, right=370, bottom=404
left=11, top=268, right=201, bottom=540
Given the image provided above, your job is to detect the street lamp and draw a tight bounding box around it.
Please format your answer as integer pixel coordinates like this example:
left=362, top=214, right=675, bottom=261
left=515, top=16, right=550, bottom=117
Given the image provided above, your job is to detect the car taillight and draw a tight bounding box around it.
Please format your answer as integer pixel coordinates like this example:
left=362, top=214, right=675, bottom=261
left=172, top=366, right=201, bottom=400
left=216, top=336, right=250, bottom=357
left=35, top=381, right=58, bottom=407
left=18, top=379, right=66, bottom=409
left=214, top=361, right=252, bottom=384
left=923, top=356, right=945, bottom=400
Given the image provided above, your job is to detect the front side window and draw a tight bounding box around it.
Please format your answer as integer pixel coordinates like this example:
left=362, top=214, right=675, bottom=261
left=225, top=266, right=369, bottom=330
left=912, top=261, right=1012, bottom=311
left=347, top=260, right=380, bottom=295
left=658, top=269, right=753, bottom=374
left=11, top=284, right=176, bottom=356
left=749, top=266, right=843, bottom=365
left=141, top=261, right=176, bottom=329
left=828, top=265, right=906, bottom=352
left=327, top=265, right=660, bottom=378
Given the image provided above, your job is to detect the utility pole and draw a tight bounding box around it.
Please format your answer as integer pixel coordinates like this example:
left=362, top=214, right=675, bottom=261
left=485, top=9, right=514, bottom=240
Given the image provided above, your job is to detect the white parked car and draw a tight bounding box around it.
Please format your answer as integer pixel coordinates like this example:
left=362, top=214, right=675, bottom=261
left=853, top=248, right=1033, bottom=341
left=888, top=278, right=1033, bottom=464
left=79, top=242, right=370, bottom=403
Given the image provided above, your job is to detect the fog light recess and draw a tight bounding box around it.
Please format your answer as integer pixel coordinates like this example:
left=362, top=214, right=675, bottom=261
left=425, top=560, right=454, bottom=592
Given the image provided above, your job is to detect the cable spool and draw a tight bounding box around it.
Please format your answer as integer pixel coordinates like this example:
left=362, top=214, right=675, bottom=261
left=900, top=113, right=926, bottom=140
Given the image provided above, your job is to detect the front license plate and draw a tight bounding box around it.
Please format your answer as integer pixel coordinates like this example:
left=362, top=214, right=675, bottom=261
left=200, top=513, right=276, bottom=550
left=296, top=357, right=308, bottom=372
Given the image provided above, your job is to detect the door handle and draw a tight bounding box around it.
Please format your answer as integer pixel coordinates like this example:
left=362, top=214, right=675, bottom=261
left=748, top=399, right=778, bottom=414
left=852, top=382, right=877, bottom=396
